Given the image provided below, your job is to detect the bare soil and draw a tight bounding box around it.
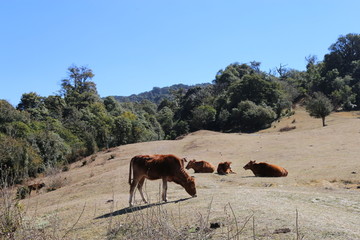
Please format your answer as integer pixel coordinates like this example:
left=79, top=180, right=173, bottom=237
left=21, top=108, right=360, bottom=239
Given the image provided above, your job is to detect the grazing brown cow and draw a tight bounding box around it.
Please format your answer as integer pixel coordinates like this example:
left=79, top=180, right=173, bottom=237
left=28, top=182, right=46, bottom=194
left=243, top=160, right=288, bottom=177
left=128, top=154, right=197, bottom=207
left=186, top=159, right=215, bottom=173
left=217, top=161, right=235, bottom=175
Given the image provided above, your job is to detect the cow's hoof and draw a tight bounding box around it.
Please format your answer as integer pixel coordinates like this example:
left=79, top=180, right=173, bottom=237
left=192, top=194, right=197, bottom=198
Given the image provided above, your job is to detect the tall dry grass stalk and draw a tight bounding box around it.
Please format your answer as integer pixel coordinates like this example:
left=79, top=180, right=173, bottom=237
left=105, top=197, right=304, bottom=240
left=0, top=170, right=85, bottom=240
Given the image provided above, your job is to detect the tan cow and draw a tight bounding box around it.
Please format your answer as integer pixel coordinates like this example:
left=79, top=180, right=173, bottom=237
left=186, top=159, right=215, bottom=173
left=243, top=160, right=288, bottom=177
left=128, top=154, right=197, bottom=207
left=217, top=161, right=235, bottom=175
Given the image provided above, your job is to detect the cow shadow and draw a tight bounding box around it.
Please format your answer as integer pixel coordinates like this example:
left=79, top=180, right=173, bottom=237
left=95, top=197, right=192, bottom=219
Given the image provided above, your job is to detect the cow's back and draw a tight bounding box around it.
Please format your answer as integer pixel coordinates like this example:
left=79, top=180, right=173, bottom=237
left=132, top=154, right=182, bottom=180
left=257, top=162, right=288, bottom=177
left=190, top=161, right=214, bottom=173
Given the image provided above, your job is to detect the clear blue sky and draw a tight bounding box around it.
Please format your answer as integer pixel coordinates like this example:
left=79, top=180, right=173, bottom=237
left=1, top=0, right=359, bottom=106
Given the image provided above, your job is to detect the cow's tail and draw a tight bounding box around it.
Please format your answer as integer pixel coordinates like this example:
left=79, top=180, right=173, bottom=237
left=129, top=157, right=134, bottom=185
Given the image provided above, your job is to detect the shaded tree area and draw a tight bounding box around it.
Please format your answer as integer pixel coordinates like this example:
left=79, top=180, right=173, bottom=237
left=1, top=66, right=163, bottom=185
left=309, top=33, right=360, bottom=110
left=2, top=33, right=360, bottom=185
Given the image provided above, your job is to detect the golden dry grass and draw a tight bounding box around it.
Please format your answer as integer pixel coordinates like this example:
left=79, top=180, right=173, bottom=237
left=18, top=108, right=360, bottom=239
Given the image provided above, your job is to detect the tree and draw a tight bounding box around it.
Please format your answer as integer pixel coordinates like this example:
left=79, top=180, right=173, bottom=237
left=324, top=33, right=360, bottom=77
left=305, top=92, right=334, bottom=127
left=156, top=107, right=174, bottom=137
left=61, top=65, right=100, bottom=109
left=231, top=101, right=276, bottom=132
left=17, top=92, right=49, bottom=120
left=190, top=105, right=216, bottom=130
left=227, top=74, right=281, bottom=108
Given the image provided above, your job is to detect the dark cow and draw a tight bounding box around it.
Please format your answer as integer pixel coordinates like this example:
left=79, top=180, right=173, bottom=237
left=217, top=161, right=235, bottom=175
left=128, top=154, right=197, bottom=207
left=243, top=160, right=288, bottom=177
left=28, top=182, right=46, bottom=194
left=186, top=159, right=215, bottom=173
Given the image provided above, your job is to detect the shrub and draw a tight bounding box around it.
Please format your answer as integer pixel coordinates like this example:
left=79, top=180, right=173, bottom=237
left=232, top=101, right=276, bottom=131
left=279, top=126, right=296, bottom=132
left=16, top=186, right=29, bottom=200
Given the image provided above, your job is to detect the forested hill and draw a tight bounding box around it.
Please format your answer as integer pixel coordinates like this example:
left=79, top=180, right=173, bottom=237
left=113, top=83, right=211, bottom=104
left=1, top=33, right=360, bottom=187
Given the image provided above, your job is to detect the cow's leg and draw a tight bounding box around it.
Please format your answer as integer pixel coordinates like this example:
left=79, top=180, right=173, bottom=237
left=137, top=177, right=147, bottom=204
left=162, top=178, right=168, bottom=202
left=129, top=177, right=139, bottom=207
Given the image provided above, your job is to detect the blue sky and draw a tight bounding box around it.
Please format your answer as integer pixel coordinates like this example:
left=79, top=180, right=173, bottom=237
left=1, top=1, right=359, bottom=106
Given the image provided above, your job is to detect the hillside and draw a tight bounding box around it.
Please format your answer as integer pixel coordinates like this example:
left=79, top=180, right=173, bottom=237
left=112, top=83, right=210, bottom=104
left=15, top=108, right=360, bottom=239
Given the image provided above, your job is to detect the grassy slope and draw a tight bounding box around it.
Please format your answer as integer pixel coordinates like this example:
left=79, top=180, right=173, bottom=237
left=20, top=108, right=360, bottom=239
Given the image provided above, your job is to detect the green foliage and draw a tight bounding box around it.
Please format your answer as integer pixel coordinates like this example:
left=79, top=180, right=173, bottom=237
left=114, top=84, right=209, bottom=104
left=113, top=115, right=132, bottom=145
left=324, top=33, right=360, bottom=77
left=103, top=96, right=123, bottom=116
left=190, top=105, right=216, bottom=131
left=0, top=100, right=28, bottom=125
left=171, top=120, right=189, bottom=139
left=0, top=135, right=42, bottom=184
left=17, top=92, right=49, bottom=120
left=231, top=101, right=276, bottom=131
left=4, top=34, right=360, bottom=185
left=156, top=107, right=174, bottom=136
left=228, top=74, right=281, bottom=108
left=305, top=92, right=334, bottom=126
left=16, top=186, right=29, bottom=200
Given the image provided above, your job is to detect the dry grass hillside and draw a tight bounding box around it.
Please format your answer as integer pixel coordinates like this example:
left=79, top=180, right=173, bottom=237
left=13, top=108, right=360, bottom=239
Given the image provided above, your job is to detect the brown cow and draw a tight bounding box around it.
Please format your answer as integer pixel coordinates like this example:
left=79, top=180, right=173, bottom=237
left=217, top=161, right=235, bottom=175
left=28, top=182, right=46, bottom=194
left=128, top=154, right=197, bottom=207
left=243, top=160, right=288, bottom=177
left=186, top=159, right=215, bottom=173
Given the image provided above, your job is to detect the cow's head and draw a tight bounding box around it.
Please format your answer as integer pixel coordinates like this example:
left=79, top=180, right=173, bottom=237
left=185, top=159, right=196, bottom=169
left=184, top=176, right=197, bottom=197
left=243, top=160, right=256, bottom=170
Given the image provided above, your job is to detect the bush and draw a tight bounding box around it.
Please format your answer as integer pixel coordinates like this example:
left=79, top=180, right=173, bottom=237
left=279, top=126, right=296, bottom=132
left=305, top=92, right=333, bottom=126
left=16, top=186, right=29, bottom=200
left=232, top=101, right=276, bottom=131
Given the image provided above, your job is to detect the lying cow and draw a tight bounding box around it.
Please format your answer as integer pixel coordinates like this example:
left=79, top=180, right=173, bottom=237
left=128, top=154, right=197, bottom=207
left=243, top=160, right=288, bottom=177
left=217, top=161, right=235, bottom=175
left=186, top=159, right=215, bottom=173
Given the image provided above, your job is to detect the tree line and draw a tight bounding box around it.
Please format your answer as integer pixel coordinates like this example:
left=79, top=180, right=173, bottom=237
left=1, top=33, right=360, bottom=185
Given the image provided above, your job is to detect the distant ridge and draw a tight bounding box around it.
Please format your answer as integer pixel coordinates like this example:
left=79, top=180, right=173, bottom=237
left=113, top=83, right=211, bottom=104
